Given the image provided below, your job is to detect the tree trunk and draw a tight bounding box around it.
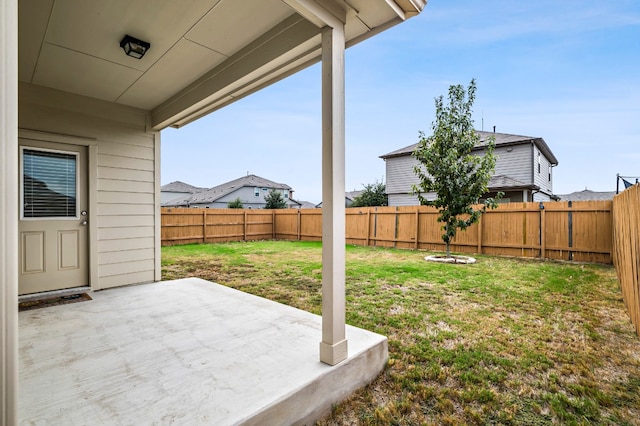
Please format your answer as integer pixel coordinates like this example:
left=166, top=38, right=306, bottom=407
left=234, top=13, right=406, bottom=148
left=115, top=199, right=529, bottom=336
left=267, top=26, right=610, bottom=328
left=445, top=223, right=451, bottom=257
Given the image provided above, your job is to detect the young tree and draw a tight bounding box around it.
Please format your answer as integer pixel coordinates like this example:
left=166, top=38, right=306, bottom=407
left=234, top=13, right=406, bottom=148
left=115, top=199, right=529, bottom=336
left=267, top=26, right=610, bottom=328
left=264, top=189, right=287, bottom=209
left=350, top=180, right=388, bottom=207
left=227, top=197, right=243, bottom=208
left=412, top=79, right=500, bottom=257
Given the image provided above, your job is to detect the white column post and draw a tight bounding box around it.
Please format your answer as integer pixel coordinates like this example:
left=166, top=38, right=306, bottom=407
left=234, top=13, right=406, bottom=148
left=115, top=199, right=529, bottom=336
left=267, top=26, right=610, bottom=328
left=319, top=24, right=347, bottom=366
left=0, top=0, right=19, bottom=424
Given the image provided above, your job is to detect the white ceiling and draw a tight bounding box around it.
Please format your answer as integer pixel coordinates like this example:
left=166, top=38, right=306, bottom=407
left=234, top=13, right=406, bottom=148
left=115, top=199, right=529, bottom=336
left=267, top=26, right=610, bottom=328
left=18, top=0, right=425, bottom=129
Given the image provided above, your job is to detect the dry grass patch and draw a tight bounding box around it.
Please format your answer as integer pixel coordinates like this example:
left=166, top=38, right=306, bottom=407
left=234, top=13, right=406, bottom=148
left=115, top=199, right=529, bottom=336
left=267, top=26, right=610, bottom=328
left=162, top=241, right=640, bottom=425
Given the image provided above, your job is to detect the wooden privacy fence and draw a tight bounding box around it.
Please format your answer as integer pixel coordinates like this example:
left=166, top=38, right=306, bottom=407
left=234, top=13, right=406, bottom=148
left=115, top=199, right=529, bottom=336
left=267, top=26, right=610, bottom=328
left=612, top=185, right=640, bottom=337
left=162, top=200, right=613, bottom=264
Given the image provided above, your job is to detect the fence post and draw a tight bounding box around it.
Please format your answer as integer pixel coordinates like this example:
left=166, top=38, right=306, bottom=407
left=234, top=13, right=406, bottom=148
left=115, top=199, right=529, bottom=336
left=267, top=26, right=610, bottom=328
left=415, top=209, right=419, bottom=250
left=366, top=208, right=371, bottom=247
left=203, top=209, right=207, bottom=244
left=568, top=201, right=573, bottom=261
left=243, top=210, right=247, bottom=241
left=477, top=213, right=482, bottom=254
left=373, top=207, right=377, bottom=246
left=394, top=206, right=399, bottom=248
left=272, top=210, right=276, bottom=240
left=297, top=209, right=301, bottom=241
left=540, top=202, right=546, bottom=259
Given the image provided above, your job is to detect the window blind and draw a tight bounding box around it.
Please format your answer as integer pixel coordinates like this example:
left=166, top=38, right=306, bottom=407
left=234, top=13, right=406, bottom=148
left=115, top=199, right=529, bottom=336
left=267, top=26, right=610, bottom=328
left=22, top=149, right=77, bottom=218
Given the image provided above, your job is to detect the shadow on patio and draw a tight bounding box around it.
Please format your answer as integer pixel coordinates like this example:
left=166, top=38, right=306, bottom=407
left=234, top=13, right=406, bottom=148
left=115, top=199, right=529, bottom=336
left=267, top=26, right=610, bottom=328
left=19, top=278, right=387, bottom=425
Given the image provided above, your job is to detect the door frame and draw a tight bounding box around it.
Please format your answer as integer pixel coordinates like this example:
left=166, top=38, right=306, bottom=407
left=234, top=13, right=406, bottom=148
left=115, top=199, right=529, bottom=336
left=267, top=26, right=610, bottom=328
left=18, top=128, right=98, bottom=290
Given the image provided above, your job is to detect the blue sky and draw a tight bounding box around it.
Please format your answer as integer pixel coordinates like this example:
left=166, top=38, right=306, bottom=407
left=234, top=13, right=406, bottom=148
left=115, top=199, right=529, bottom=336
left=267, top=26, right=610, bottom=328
left=161, top=0, right=640, bottom=203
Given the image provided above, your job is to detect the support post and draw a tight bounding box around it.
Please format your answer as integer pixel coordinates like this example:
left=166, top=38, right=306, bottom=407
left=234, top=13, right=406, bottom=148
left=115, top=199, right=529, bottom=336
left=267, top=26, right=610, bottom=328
left=319, top=24, right=347, bottom=366
left=1, top=0, right=19, bottom=423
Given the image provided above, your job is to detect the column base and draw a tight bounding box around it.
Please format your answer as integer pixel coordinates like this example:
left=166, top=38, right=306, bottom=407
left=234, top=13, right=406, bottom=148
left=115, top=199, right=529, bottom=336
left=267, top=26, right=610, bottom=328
left=320, top=339, right=348, bottom=365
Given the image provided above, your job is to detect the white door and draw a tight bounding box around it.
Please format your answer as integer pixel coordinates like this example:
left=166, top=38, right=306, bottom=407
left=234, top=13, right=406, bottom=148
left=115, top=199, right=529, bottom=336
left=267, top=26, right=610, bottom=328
left=18, top=139, right=89, bottom=295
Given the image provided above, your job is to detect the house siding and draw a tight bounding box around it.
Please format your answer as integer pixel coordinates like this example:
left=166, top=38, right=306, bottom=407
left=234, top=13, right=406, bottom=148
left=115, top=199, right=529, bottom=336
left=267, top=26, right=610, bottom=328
left=161, top=190, right=191, bottom=204
left=385, top=140, right=558, bottom=206
left=192, top=186, right=297, bottom=209
left=385, top=155, right=420, bottom=195
left=493, top=144, right=532, bottom=183
left=19, top=83, right=159, bottom=290
left=385, top=144, right=535, bottom=203
left=533, top=146, right=553, bottom=195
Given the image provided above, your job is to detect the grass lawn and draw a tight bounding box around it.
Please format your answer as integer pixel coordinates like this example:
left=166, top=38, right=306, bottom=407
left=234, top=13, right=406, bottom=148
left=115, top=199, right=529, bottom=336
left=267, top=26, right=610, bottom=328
left=162, top=241, right=640, bottom=425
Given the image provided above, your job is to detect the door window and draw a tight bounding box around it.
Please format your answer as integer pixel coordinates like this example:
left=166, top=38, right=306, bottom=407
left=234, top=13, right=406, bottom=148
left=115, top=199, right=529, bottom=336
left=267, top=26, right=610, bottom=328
left=21, top=148, right=78, bottom=218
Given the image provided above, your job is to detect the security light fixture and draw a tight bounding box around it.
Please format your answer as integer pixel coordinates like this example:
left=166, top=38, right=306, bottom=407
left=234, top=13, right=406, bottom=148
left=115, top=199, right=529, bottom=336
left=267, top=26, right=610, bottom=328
left=119, top=35, right=150, bottom=59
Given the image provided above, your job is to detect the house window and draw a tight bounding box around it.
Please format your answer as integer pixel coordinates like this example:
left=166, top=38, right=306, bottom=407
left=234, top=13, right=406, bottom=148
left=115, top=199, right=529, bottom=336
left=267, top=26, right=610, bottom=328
left=21, top=148, right=78, bottom=218
left=254, top=187, right=259, bottom=197
left=284, top=193, right=289, bottom=199
left=537, top=152, right=541, bottom=174
left=262, top=187, right=268, bottom=191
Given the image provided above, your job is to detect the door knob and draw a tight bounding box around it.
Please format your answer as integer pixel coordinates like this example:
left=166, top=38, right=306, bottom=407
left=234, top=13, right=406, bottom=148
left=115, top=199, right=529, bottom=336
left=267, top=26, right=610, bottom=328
left=81, top=220, right=88, bottom=226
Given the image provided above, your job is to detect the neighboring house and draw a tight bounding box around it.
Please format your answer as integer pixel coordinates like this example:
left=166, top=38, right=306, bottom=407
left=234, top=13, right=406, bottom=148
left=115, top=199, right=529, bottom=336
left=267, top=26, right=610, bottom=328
left=164, top=174, right=296, bottom=209
left=315, top=190, right=362, bottom=208
left=292, top=199, right=317, bottom=209
left=160, top=181, right=206, bottom=204
left=380, top=131, right=560, bottom=206
left=558, top=189, right=617, bottom=201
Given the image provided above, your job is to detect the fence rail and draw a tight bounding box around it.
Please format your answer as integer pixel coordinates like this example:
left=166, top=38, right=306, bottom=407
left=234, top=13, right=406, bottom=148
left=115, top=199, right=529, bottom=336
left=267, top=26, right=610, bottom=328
left=612, top=185, right=640, bottom=337
left=162, top=201, right=613, bottom=264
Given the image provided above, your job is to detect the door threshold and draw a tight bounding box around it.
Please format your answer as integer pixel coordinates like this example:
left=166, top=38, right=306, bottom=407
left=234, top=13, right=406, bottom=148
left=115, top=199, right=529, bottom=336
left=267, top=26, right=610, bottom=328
left=19, top=286, right=91, bottom=303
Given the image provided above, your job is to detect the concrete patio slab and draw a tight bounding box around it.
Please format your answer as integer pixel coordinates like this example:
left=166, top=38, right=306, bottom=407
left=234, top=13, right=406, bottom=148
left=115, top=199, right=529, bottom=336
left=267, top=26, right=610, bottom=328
left=19, top=278, right=388, bottom=425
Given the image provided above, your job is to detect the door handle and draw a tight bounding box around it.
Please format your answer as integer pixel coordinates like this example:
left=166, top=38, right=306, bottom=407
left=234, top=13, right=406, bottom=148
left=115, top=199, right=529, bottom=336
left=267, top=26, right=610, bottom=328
left=81, top=220, right=88, bottom=226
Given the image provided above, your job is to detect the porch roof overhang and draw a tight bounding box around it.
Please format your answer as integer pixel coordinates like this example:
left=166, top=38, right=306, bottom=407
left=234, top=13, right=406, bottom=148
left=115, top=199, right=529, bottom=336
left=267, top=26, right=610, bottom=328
left=19, top=0, right=426, bottom=131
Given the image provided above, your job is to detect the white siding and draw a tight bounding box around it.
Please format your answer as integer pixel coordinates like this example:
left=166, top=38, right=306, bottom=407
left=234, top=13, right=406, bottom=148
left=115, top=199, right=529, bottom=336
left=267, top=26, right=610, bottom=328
left=19, top=82, right=159, bottom=290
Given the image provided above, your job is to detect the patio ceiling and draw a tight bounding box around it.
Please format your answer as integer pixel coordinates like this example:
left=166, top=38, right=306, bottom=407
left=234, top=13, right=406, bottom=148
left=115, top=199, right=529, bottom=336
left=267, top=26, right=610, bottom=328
left=19, top=0, right=425, bottom=130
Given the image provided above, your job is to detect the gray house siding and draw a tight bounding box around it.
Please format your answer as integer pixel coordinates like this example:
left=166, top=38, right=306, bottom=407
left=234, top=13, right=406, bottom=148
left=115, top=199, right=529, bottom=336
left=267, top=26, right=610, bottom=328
left=493, top=144, right=532, bottom=184
left=385, top=155, right=420, bottom=196
left=383, top=134, right=557, bottom=207
left=533, top=146, right=553, bottom=195
left=385, top=144, right=538, bottom=207
left=161, top=191, right=191, bottom=204
left=388, top=193, right=431, bottom=206
left=191, top=186, right=296, bottom=209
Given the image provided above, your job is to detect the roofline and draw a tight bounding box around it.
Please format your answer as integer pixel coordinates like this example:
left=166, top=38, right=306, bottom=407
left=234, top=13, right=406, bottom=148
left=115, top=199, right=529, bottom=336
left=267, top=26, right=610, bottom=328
left=380, top=136, right=559, bottom=166
left=156, top=3, right=425, bottom=130
left=489, top=183, right=539, bottom=191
